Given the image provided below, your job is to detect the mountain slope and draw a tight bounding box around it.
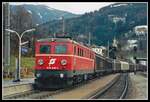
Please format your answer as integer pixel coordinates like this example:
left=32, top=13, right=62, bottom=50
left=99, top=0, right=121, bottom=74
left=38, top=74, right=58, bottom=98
left=36, top=3, right=147, bottom=46
left=10, top=4, right=79, bottom=25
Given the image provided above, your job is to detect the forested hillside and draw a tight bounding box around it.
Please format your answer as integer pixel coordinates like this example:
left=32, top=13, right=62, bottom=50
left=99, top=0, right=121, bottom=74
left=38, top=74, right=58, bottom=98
left=35, top=3, right=147, bottom=46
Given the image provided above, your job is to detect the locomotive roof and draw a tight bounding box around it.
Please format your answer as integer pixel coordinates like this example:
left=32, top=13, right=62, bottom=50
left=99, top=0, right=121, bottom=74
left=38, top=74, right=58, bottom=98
left=37, top=38, right=90, bottom=48
left=37, top=38, right=73, bottom=42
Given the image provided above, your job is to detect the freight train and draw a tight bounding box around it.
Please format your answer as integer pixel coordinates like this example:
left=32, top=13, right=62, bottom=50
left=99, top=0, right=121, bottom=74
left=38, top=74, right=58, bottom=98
left=34, top=37, right=147, bottom=89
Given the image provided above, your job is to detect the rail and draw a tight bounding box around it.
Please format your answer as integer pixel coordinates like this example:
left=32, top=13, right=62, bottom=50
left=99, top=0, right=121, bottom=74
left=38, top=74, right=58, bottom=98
left=86, top=73, right=128, bottom=99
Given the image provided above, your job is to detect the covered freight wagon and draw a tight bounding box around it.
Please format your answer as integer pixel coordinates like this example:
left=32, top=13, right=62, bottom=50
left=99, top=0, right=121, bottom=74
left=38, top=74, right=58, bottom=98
left=120, top=61, right=129, bottom=72
left=113, top=60, right=121, bottom=73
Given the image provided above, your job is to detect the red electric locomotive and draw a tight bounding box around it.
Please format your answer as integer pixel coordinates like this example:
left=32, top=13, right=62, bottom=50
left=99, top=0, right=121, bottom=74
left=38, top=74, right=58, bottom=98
left=34, top=37, right=95, bottom=88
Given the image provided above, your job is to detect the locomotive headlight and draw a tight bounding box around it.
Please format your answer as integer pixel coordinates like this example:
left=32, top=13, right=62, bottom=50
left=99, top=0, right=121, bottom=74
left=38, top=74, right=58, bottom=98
left=36, top=73, right=41, bottom=77
left=38, top=59, right=44, bottom=65
left=60, top=73, right=64, bottom=78
left=61, top=59, right=67, bottom=65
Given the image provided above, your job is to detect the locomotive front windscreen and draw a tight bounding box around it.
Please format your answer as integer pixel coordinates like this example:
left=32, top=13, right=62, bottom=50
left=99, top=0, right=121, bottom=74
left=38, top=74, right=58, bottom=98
left=55, top=45, right=67, bottom=54
left=40, top=45, right=51, bottom=54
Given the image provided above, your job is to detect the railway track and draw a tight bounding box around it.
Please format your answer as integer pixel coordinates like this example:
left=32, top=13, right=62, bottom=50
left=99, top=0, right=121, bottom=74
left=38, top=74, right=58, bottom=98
left=4, top=75, right=103, bottom=99
left=4, top=74, right=121, bottom=99
left=87, top=73, right=129, bottom=99
left=3, top=90, right=40, bottom=99
left=3, top=88, right=67, bottom=99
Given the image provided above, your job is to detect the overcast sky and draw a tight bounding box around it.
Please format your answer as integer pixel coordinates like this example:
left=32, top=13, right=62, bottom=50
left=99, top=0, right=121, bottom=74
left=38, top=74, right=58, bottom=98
left=9, top=2, right=115, bottom=14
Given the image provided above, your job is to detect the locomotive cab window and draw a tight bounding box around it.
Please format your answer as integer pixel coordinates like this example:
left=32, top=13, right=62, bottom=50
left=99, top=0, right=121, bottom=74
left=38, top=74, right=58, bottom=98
left=40, top=45, right=51, bottom=54
left=55, top=45, right=67, bottom=54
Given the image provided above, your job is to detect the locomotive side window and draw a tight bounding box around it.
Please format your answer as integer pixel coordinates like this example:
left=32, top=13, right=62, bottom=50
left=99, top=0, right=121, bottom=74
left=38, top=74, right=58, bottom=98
left=81, top=49, right=83, bottom=56
left=40, top=45, right=50, bottom=54
left=55, top=45, right=67, bottom=54
left=82, top=49, right=83, bottom=56
left=74, top=46, right=76, bottom=55
left=78, top=48, right=80, bottom=56
left=83, top=49, right=85, bottom=57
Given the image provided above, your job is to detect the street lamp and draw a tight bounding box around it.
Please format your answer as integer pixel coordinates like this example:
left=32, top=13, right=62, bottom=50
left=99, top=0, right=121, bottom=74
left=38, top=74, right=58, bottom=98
left=5, top=28, right=35, bottom=82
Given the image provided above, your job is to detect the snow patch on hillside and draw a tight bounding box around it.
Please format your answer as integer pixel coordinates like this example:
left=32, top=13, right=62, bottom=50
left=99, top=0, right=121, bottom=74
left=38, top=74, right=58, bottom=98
left=27, top=10, right=32, bottom=14
left=46, top=6, right=55, bottom=10
left=110, top=4, right=128, bottom=8
left=38, top=13, right=42, bottom=19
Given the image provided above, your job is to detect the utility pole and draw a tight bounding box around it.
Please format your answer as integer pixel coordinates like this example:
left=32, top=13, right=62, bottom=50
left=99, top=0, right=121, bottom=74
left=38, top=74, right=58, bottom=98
left=107, top=41, right=109, bottom=58
left=88, top=32, right=91, bottom=46
left=3, top=2, right=10, bottom=66
left=54, top=32, right=56, bottom=38
left=62, top=16, right=65, bottom=34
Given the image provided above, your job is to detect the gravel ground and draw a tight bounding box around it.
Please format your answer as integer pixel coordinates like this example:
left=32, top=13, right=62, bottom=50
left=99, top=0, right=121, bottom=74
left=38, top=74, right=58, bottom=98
left=45, top=74, right=119, bottom=99
left=126, top=72, right=148, bottom=100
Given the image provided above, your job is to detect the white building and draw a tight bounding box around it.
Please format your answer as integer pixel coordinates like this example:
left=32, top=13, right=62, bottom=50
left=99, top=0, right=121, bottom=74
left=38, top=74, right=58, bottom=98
left=134, top=25, right=147, bottom=36
left=126, top=40, right=138, bottom=50
left=92, top=46, right=106, bottom=56
left=112, top=37, right=118, bottom=47
left=139, top=61, right=147, bottom=66
left=108, top=15, right=126, bottom=23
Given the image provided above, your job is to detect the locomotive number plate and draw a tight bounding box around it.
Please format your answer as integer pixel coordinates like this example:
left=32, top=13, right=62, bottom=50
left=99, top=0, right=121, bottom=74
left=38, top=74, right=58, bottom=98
left=46, top=67, right=59, bottom=69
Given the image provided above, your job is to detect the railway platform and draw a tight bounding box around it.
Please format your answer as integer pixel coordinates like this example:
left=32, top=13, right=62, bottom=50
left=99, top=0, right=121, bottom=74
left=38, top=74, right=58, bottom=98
left=2, top=78, right=34, bottom=97
left=3, top=78, right=34, bottom=87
